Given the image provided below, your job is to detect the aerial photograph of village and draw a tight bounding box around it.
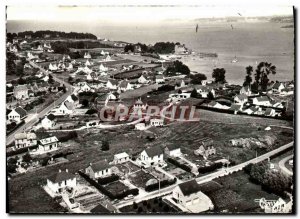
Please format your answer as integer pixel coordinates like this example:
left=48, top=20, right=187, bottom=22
left=6, top=5, right=295, bottom=214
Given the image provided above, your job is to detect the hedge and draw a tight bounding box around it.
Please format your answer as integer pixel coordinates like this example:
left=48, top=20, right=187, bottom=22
left=145, top=178, right=177, bottom=192
left=6, top=120, right=25, bottom=135
left=198, top=162, right=223, bottom=174
left=78, top=171, right=138, bottom=200
left=97, top=174, right=119, bottom=185
left=7, top=145, right=38, bottom=157
left=167, top=157, right=192, bottom=173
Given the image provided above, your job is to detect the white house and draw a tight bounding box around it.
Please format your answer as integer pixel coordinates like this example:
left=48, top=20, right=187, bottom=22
left=14, top=132, right=37, bottom=149
left=106, top=80, right=119, bottom=90
left=56, top=101, right=74, bottom=115
left=85, top=160, right=112, bottom=179
left=197, top=86, right=215, bottom=98
left=118, top=80, right=133, bottom=92
left=103, top=54, right=112, bottom=61
left=100, top=50, right=109, bottom=56
left=85, top=60, right=92, bottom=66
left=49, top=63, right=58, bottom=71
left=41, top=114, right=56, bottom=130
left=66, top=94, right=79, bottom=107
left=265, top=108, right=276, bottom=117
left=135, top=122, right=147, bottom=130
left=13, top=85, right=29, bottom=100
left=164, top=145, right=181, bottom=157
left=77, top=82, right=92, bottom=93
left=38, top=136, right=60, bottom=152
left=253, top=96, right=272, bottom=107
left=84, top=52, right=91, bottom=59
left=138, top=75, right=149, bottom=84
left=8, top=107, right=27, bottom=124
left=169, top=93, right=191, bottom=102
left=272, top=82, right=285, bottom=93
left=99, top=64, right=108, bottom=72
left=156, top=75, right=165, bottom=84
left=207, top=101, right=230, bottom=110
left=150, top=118, right=164, bottom=127
left=140, top=146, right=164, bottom=167
left=234, top=94, right=248, bottom=105
left=47, top=169, right=77, bottom=193
left=113, top=152, right=130, bottom=164
left=172, top=180, right=214, bottom=213
left=240, top=85, right=252, bottom=96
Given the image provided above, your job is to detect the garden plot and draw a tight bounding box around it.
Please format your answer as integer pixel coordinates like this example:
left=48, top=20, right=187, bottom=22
left=104, top=181, right=130, bottom=196
left=128, top=170, right=155, bottom=189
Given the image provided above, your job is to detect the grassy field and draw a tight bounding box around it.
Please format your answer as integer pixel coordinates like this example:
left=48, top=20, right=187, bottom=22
left=209, top=171, right=279, bottom=213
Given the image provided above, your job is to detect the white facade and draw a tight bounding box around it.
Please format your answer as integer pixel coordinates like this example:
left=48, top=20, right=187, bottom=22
left=47, top=170, right=77, bottom=193
left=41, top=117, right=56, bottom=130
left=8, top=109, right=22, bottom=123
left=39, top=136, right=59, bottom=151
left=113, top=152, right=130, bottom=164
left=150, top=119, right=164, bottom=127
left=140, top=150, right=164, bottom=166
left=106, top=81, right=118, bottom=90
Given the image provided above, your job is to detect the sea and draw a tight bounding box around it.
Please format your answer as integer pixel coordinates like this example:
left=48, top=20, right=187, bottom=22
left=7, top=20, right=294, bottom=85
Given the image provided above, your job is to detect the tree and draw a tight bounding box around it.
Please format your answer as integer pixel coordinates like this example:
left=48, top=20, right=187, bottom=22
left=254, top=62, right=276, bottom=92
left=212, top=68, right=226, bottom=83
left=207, top=91, right=214, bottom=100
left=190, top=88, right=198, bottom=98
left=178, top=89, right=182, bottom=94
left=190, top=73, right=207, bottom=84
left=7, top=157, right=18, bottom=173
left=262, top=171, right=292, bottom=195
left=124, top=44, right=135, bottom=53
left=48, top=74, right=54, bottom=84
left=82, top=99, right=89, bottom=107
left=17, top=77, right=26, bottom=85
left=101, top=140, right=110, bottom=151
left=166, top=60, right=190, bottom=76
left=22, top=153, right=32, bottom=163
left=243, top=66, right=253, bottom=86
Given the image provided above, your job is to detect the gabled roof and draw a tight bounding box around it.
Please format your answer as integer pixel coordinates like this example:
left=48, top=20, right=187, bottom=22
left=165, top=144, right=180, bottom=151
left=273, top=82, right=284, bottom=89
left=15, top=132, right=37, bottom=140
left=114, top=152, right=130, bottom=159
left=14, top=85, right=28, bottom=92
left=89, top=160, right=110, bottom=172
left=254, top=96, right=270, bottom=102
left=144, top=146, right=163, bottom=157
left=48, top=170, right=75, bottom=183
left=15, top=107, right=27, bottom=118
left=235, top=94, right=248, bottom=101
left=265, top=108, right=274, bottom=115
left=107, top=80, right=118, bottom=86
left=40, top=136, right=59, bottom=145
left=64, top=101, right=74, bottom=110
left=178, top=179, right=202, bottom=196
left=156, top=75, right=164, bottom=80
left=229, top=104, right=242, bottom=111
left=119, top=80, right=130, bottom=88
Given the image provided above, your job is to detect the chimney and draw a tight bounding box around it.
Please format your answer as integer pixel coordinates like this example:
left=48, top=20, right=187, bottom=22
left=66, top=169, right=68, bottom=173
left=59, top=169, right=61, bottom=172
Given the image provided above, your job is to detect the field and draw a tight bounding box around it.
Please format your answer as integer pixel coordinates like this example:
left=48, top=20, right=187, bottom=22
left=209, top=171, right=279, bottom=213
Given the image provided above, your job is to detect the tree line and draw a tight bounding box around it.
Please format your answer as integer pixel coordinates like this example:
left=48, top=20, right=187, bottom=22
left=7, top=30, right=97, bottom=41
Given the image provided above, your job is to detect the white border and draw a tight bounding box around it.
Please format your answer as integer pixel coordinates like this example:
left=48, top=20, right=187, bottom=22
left=1, top=0, right=299, bottom=218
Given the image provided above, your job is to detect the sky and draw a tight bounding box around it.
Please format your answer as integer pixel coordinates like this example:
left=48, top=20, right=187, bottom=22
left=6, top=6, right=293, bottom=23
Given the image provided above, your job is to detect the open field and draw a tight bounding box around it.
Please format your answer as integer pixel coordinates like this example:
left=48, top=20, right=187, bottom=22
left=209, top=171, right=279, bottom=213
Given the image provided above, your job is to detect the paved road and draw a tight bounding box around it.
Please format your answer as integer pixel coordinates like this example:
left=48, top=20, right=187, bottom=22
left=278, top=154, right=293, bottom=176
left=115, top=141, right=294, bottom=209
left=6, top=61, right=74, bottom=146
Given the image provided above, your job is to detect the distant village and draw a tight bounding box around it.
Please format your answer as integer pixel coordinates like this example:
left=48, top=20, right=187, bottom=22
left=6, top=30, right=294, bottom=214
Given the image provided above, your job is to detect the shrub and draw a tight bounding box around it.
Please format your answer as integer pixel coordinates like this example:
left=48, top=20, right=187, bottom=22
left=198, top=162, right=223, bottom=174
left=97, top=174, right=119, bottom=185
